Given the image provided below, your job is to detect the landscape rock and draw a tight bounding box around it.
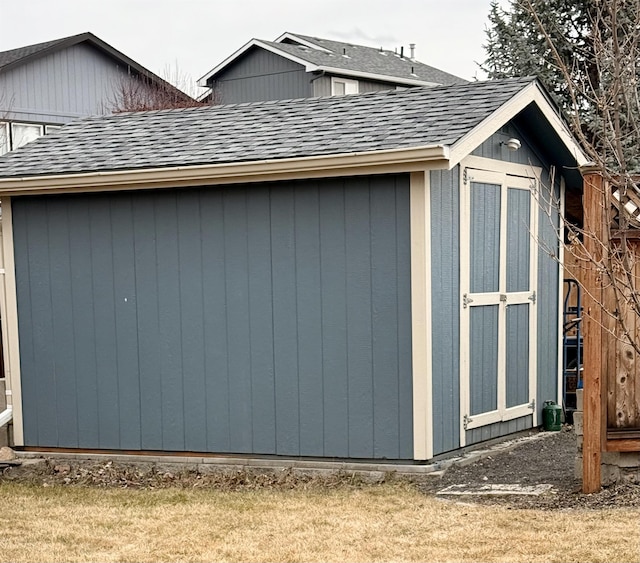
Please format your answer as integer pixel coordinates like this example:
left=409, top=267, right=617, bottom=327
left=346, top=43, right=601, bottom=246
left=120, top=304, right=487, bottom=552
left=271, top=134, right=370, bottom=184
left=0, top=447, right=16, bottom=461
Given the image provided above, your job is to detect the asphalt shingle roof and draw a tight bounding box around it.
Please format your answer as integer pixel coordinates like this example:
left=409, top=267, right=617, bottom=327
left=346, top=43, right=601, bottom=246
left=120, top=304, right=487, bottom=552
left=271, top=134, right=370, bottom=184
left=273, top=34, right=467, bottom=86
left=0, top=77, right=536, bottom=179
left=0, top=36, right=71, bottom=71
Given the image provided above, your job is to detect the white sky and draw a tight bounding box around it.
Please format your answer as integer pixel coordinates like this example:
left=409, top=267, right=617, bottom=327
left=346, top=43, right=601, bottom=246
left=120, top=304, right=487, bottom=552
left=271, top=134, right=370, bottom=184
left=0, top=0, right=502, bottom=95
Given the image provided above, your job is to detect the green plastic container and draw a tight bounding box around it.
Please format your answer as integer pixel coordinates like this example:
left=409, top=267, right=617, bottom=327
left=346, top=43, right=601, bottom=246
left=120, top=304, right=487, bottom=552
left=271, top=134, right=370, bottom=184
left=542, top=400, right=562, bottom=431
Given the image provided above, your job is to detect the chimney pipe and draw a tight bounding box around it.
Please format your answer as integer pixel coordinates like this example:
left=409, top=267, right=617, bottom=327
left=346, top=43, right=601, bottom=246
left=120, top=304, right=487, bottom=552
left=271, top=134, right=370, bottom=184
left=409, top=43, right=415, bottom=59
left=400, top=46, right=404, bottom=58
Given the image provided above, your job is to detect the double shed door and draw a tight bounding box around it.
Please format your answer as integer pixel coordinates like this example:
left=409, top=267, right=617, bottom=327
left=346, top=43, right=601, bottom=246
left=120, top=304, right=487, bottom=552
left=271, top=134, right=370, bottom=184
left=460, top=167, right=538, bottom=443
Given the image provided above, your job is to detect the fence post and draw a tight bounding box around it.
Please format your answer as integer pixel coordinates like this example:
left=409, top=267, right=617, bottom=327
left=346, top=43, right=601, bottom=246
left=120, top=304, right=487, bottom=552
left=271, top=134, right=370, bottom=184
left=581, top=167, right=604, bottom=493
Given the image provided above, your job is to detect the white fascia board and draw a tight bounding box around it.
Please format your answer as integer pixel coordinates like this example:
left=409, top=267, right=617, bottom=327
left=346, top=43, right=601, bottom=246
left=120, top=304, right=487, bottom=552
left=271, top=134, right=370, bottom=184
left=0, top=145, right=450, bottom=195
left=317, top=65, right=440, bottom=87
left=448, top=81, right=589, bottom=169
left=197, top=39, right=319, bottom=87
left=274, top=33, right=333, bottom=53
left=196, top=88, right=212, bottom=102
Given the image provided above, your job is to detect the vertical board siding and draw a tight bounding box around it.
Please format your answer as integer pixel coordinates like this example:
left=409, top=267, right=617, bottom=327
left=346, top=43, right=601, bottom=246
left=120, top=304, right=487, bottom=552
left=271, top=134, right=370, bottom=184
left=14, top=176, right=413, bottom=459
left=536, top=176, right=561, bottom=413
left=506, top=187, right=531, bottom=292
left=506, top=304, right=530, bottom=408
left=312, top=76, right=400, bottom=97
left=215, top=48, right=312, bottom=104
left=0, top=43, right=140, bottom=124
left=469, top=306, right=499, bottom=415
left=470, top=182, right=501, bottom=293
left=467, top=127, right=560, bottom=445
left=430, top=167, right=460, bottom=455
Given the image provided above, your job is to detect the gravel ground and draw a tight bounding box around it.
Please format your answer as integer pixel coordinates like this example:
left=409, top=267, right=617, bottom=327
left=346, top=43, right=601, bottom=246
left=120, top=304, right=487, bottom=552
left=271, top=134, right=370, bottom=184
left=1, top=427, right=639, bottom=510
left=419, top=427, right=640, bottom=510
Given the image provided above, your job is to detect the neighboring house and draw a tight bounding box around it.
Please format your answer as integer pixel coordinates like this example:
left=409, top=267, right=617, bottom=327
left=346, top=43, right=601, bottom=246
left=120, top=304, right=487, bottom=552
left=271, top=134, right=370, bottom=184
left=197, top=32, right=466, bottom=103
left=0, top=32, right=188, bottom=155
left=0, top=77, right=587, bottom=462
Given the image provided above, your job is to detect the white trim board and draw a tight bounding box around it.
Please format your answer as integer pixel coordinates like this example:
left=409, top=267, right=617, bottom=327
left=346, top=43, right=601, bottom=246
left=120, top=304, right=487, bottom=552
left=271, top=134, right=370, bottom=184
left=448, top=82, right=589, bottom=170
left=0, top=197, right=23, bottom=445
left=0, top=146, right=450, bottom=196
left=410, top=170, right=433, bottom=460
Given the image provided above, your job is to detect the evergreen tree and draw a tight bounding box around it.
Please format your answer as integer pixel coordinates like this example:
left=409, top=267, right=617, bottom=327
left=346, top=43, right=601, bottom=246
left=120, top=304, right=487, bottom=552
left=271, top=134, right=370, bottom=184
left=482, top=1, right=596, bottom=118
left=482, top=0, right=640, bottom=171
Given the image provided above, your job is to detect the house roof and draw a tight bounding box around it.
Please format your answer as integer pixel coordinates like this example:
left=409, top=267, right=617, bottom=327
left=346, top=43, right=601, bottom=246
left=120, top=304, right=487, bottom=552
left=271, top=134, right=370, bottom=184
left=0, top=32, right=189, bottom=99
left=0, top=77, right=588, bottom=189
left=197, top=32, right=466, bottom=88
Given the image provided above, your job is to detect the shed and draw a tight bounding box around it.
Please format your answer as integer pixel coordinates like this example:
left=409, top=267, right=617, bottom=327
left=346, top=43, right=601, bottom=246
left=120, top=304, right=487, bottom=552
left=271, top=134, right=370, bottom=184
left=0, top=77, right=587, bottom=461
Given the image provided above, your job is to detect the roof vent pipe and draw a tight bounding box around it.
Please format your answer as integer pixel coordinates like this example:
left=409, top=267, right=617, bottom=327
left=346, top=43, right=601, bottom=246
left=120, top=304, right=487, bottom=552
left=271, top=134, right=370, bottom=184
left=409, top=43, right=415, bottom=59
left=400, top=46, right=404, bottom=58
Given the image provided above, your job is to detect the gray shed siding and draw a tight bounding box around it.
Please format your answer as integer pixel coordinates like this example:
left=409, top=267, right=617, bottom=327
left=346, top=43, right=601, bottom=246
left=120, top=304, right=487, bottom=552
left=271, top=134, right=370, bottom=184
left=14, top=175, right=413, bottom=459
left=431, top=125, right=562, bottom=455
left=0, top=43, right=134, bottom=124
left=473, top=124, right=562, bottom=426
left=213, top=48, right=312, bottom=104
left=430, top=167, right=461, bottom=455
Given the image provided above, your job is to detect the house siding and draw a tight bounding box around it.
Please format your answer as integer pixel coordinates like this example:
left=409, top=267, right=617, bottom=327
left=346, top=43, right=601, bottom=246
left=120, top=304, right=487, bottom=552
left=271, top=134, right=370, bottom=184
left=313, top=75, right=400, bottom=97
left=0, top=43, right=133, bottom=124
left=13, top=175, right=414, bottom=459
left=213, top=48, right=312, bottom=103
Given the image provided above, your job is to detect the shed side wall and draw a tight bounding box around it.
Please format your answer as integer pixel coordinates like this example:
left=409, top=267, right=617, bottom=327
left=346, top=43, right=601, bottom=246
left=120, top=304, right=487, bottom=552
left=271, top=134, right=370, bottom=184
left=430, top=166, right=461, bottom=455
left=13, top=175, right=413, bottom=459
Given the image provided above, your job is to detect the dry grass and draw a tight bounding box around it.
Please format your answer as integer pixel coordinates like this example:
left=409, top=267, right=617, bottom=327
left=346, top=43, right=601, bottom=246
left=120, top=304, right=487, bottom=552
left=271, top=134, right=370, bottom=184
left=0, top=481, right=638, bottom=563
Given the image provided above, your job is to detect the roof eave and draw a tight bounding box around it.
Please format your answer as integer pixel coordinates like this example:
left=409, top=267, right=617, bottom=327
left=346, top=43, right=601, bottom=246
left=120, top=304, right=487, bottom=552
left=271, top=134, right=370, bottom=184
left=448, top=80, right=589, bottom=169
left=274, top=33, right=333, bottom=53
left=316, top=66, right=442, bottom=87
left=0, top=145, right=450, bottom=196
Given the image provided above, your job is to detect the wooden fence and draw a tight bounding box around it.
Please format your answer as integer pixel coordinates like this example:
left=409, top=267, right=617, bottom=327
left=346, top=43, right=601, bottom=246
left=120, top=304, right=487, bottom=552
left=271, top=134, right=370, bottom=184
left=582, top=170, right=640, bottom=492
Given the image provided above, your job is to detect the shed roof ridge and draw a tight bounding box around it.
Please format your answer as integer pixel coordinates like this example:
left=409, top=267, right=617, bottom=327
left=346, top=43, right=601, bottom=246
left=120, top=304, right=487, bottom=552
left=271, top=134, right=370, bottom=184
left=0, top=76, right=545, bottom=180
left=76, top=76, right=538, bottom=123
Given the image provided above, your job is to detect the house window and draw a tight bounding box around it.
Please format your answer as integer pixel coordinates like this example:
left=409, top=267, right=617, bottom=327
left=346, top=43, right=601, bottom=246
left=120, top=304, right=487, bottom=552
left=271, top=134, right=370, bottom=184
left=0, top=121, right=59, bottom=153
left=12, top=123, right=43, bottom=149
left=331, top=77, right=359, bottom=96
left=0, top=123, right=8, bottom=156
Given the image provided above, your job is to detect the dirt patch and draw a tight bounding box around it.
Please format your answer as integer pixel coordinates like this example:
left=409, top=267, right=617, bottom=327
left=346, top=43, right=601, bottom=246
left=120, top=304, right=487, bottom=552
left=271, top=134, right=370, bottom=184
left=419, top=427, right=640, bottom=510
left=2, top=427, right=639, bottom=510
left=1, top=458, right=379, bottom=491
